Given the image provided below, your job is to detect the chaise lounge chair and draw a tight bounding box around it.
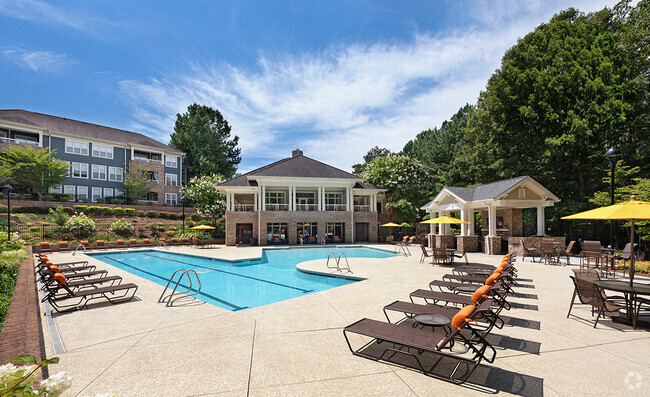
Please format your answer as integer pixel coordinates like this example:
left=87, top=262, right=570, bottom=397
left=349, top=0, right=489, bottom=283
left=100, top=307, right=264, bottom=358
left=343, top=304, right=496, bottom=384
left=44, top=273, right=138, bottom=312
left=58, top=241, right=69, bottom=252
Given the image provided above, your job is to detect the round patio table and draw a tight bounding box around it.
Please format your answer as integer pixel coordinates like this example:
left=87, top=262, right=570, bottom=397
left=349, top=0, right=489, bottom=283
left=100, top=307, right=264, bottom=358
left=593, top=279, right=650, bottom=328
left=412, top=313, right=454, bottom=348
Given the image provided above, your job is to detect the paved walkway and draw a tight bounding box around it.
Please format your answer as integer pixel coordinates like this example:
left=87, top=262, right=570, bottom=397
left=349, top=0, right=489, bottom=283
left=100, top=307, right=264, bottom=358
left=35, top=246, right=650, bottom=396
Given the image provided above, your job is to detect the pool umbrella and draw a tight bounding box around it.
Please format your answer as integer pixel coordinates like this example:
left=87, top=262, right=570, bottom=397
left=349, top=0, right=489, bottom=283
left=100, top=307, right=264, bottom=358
left=421, top=216, right=469, bottom=224
left=562, top=196, right=650, bottom=285
left=381, top=222, right=401, bottom=227
left=190, top=225, right=216, bottom=230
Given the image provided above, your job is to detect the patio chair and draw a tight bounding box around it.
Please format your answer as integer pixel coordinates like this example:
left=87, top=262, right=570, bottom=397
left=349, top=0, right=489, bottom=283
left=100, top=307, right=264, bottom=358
left=169, top=238, right=178, bottom=245
left=541, top=238, right=561, bottom=266
left=95, top=240, right=107, bottom=250
left=44, top=273, right=138, bottom=312
left=180, top=237, right=190, bottom=245
left=519, top=238, right=540, bottom=262
left=39, top=242, right=51, bottom=254
left=634, top=297, right=650, bottom=330
left=433, top=246, right=453, bottom=266
left=567, top=275, right=625, bottom=328
left=580, top=240, right=604, bottom=270
left=411, top=283, right=511, bottom=312
left=142, top=238, right=153, bottom=247
left=116, top=240, right=127, bottom=249
left=58, top=241, right=69, bottom=252
left=129, top=239, right=140, bottom=247
left=611, top=243, right=637, bottom=277
left=343, top=304, right=496, bottom=384
left=419, top=245, right=433, bottom=263
left=561, top=240, right=576, bottom=265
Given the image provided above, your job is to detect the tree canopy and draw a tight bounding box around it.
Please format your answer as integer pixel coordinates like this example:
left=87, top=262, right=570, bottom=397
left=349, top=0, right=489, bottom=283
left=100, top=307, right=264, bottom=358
left=351, top=146, right=392, bottom=175
left=170, top=104, right=241, bottom=179
left=360, top=155, right=431, bottom=223
left=122, top=162, right=154, bottom=203
left=0, top=146, right=69, bottom=199
left=180, top=174, right=226, bottom=224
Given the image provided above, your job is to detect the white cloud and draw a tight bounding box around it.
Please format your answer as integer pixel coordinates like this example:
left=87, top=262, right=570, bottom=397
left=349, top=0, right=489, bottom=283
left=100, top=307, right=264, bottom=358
left=118, top=0, right=621, bottom=173
left=0, top=0, right=120, bottom=36
left=2, top=48, right=75, bottom=73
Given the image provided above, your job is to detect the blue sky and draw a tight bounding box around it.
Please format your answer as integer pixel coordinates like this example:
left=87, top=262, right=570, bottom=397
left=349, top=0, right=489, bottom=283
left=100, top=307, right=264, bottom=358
left=0, top=0, right=618, bottom=173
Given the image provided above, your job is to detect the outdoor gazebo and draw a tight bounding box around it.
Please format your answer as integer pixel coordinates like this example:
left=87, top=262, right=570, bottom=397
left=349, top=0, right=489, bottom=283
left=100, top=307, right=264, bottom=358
left=421, top=176, right=561, bottom=255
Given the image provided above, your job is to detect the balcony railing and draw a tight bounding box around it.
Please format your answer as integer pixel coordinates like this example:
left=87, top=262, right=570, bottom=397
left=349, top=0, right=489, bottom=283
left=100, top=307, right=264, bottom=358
left=234, top=204, right=256, bottom=212
left=295, top=204, right=318, bottom=211
left=133, top=157, right=163, bottom=164
left=147, top=179, right=159, bottom=184
left=0, top=137, right=39, bottom=146
left=354, top=205, right=371, bottom=212
left=265, top=203, right=290, bottom=211
left=325, top=204, right=347, bottom=211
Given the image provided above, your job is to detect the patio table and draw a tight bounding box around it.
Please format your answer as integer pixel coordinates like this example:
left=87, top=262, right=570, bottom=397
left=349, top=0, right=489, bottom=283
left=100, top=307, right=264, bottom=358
left=593, top=279, right=650, bottom=328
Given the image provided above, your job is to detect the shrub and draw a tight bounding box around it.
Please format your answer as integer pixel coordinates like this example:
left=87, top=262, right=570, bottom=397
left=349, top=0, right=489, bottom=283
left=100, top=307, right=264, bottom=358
left=48, top=206, right=69, bottom=227
left=63, top=212, right=96, bottom=238
left=74, top=205, right=88, bottom=214
left=108, top=218, right=134, bottom=238
left=125, top=208, right=136, bottom=216
left=165, top=230, right=176, bottom=237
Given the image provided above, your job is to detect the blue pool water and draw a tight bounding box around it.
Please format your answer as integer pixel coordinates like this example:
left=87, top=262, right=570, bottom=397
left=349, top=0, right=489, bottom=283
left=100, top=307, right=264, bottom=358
left=89, top=246, right=396, bottom=311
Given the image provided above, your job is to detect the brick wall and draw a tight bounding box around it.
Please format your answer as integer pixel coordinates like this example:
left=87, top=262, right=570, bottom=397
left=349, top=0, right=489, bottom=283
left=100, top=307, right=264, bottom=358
left=4, top=199, right=186, bottom=213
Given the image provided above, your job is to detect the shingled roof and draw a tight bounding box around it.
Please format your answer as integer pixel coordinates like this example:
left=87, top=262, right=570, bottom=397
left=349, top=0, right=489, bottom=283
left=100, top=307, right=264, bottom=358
left=446, top=176, right=527, bottom=201
left=219, top=150, right=378, bottom=189
left=0, top=109, right=182, bottom=154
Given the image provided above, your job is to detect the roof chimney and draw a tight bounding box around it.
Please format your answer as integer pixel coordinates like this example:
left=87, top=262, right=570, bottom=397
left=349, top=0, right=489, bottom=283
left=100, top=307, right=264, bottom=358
left=292, top=149, right=303, bottom=158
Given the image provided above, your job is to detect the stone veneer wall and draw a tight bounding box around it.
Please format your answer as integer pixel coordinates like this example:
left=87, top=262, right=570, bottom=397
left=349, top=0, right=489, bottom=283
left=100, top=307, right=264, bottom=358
left=508, top=236, right=566, bottom=257
left=456, top=235, right=479, bottom=252
left=225, top=210, right=381, bottom=246
left=480, top=208, right=522, bottom=239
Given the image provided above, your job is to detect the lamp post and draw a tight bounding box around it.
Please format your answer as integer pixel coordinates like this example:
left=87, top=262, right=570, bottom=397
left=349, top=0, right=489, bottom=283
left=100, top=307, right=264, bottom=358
left=604, top=146, right=620, bottom=249
left=3, top=184, right=13, bottom=241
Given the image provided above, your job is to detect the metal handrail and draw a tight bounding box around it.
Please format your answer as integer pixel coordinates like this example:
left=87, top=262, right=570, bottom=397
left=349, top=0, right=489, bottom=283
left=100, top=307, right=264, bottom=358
left=394, top=243, right=411, bottom=257
left=337, top=253, right=351, bottom=272
left=326, top=252, right=339, bottom=270
left=158, top=268, right=202, bottom=307
left=158, top=241, right=168, bottom=248
left=72, top=244, right=86, bottom=256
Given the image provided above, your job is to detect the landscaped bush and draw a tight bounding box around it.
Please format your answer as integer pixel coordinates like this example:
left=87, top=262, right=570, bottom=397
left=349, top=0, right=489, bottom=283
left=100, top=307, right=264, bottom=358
left=108, top=218, right=134, bottom=238
left=0, top=245, right=28, bottom=331
left=63, top=213, right=96, bottom=238
left=47, top=206, right=69, bottom=227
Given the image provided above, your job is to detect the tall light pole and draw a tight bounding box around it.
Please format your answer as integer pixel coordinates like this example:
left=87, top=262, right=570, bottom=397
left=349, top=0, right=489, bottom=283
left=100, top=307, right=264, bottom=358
left=3, top=184, right=13, bottom=241
left=605, top=146, right=620, bottom=249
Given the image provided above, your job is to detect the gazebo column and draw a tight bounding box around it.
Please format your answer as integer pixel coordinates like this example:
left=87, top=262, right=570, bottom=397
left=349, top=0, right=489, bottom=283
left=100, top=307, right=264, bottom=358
left=536, top=205, right=546, bottom=236
left=486, top=205, right=500, bottom=255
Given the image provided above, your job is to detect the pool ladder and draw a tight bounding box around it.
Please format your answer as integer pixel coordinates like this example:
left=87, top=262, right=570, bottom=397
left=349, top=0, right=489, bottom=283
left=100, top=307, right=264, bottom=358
left=326, top=252, right=352, bottom=273
left=72, top=244, right=86, bottom=256
left=394, top=243, right=411, bottom=257
left=158, top=269, right=202, bottom=307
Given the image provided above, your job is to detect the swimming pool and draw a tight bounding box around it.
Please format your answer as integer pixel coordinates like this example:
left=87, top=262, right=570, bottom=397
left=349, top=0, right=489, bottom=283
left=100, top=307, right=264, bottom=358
left=89, top=246, right=396, bottom=311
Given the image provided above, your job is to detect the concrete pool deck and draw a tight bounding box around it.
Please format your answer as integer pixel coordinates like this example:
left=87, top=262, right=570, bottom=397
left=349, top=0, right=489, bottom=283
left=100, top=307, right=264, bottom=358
left=36, top=245, right=649, bottom=396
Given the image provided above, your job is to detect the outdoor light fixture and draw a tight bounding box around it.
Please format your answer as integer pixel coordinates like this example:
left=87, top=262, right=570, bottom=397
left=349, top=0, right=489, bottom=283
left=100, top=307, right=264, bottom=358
left=3, top=184, right=13, bottom=241
left=604, top=146, right=620, bottom=250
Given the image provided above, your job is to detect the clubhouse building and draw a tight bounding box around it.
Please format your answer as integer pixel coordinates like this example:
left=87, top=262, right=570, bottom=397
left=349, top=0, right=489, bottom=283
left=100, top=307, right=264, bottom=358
left=217, top=150, right=389, bottom=246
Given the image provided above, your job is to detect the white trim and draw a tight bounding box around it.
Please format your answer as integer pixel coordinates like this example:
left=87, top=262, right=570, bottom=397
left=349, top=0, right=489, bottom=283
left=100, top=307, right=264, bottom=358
left=103, top=188, right=114, bottom=198
left=108, top=166, right=123, bottom=182
left=91, top=187, right=102, bottom=203
left=65, top=139, right=89, bottom=156
left=165, top=155, right=178, bottom=168
left=70, top=162, right=89, bottom=179
left=164, top=173, right=178, bottom=186
left=76, top=186, right=88, bottom=200
left=91, top=143, right=114, bottom=160
left=63, top=185, right=75, bottom=201
left=91, top=164, right=107, bottom=181
left=165, top=193, right=178, bottom=205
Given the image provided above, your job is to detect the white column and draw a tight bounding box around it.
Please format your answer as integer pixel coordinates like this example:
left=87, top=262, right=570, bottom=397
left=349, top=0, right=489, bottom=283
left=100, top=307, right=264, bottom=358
left=488, top=205, right=497, bottom=237
left=226, top=192, right=231, bottom=212
left=254, top=192, right=258, bottom=211
left=371, top=194, right=376, bottom=212
left=346, top=187, right=351, bottom=211
left=468, top=210, right=475, bottom=236
left=460, top=209, right=467, bottom=236
left=317, top=187, right=321, bottom=211
left=292, top=186, right=297, bottom=211
left=537, top=205, right=546, bottom=236
left=261, top=185, right=266, bottom=211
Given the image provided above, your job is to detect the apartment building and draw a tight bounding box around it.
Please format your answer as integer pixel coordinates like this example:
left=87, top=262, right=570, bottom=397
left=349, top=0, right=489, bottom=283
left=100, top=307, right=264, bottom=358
left=0, top=109, right=183, bottom=205
left=217, top=149, right=389, bottom=246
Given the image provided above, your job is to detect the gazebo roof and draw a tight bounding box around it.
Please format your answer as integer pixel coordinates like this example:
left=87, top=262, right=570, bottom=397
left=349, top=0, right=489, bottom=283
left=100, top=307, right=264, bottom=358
left=421, top=176, right=559, bottom=211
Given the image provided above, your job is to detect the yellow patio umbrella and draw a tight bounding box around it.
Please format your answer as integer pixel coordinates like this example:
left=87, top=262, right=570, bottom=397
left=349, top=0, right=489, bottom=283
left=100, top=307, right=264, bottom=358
left=421, top=216, right=469, bottom=224
left=381, top=222, right=401, bottom=227
left=562, top=196, right=650, bottom=285
left=190, top=225, right=216, bottom=230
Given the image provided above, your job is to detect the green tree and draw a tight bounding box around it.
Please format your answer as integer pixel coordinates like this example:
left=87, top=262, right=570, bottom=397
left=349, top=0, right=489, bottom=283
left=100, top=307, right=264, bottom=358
left=180, top=174, right=226, bottom=225
left=360, top=155, right=432, bottom=223
left=402, top=104, right=473, bottom=193
left=0, top=146, right=69, bottom=200
left=122, top=162, right=154, bottom=203
left=170, top=104, right=241, bottom=179
left=351, top=146, right=392, bottom=175
left=458, top=8, right=631, bottom=203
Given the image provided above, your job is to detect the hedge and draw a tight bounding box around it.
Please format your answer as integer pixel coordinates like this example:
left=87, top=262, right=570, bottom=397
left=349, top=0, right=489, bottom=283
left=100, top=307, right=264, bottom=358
left=0, top=204, right=187, bottom=219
